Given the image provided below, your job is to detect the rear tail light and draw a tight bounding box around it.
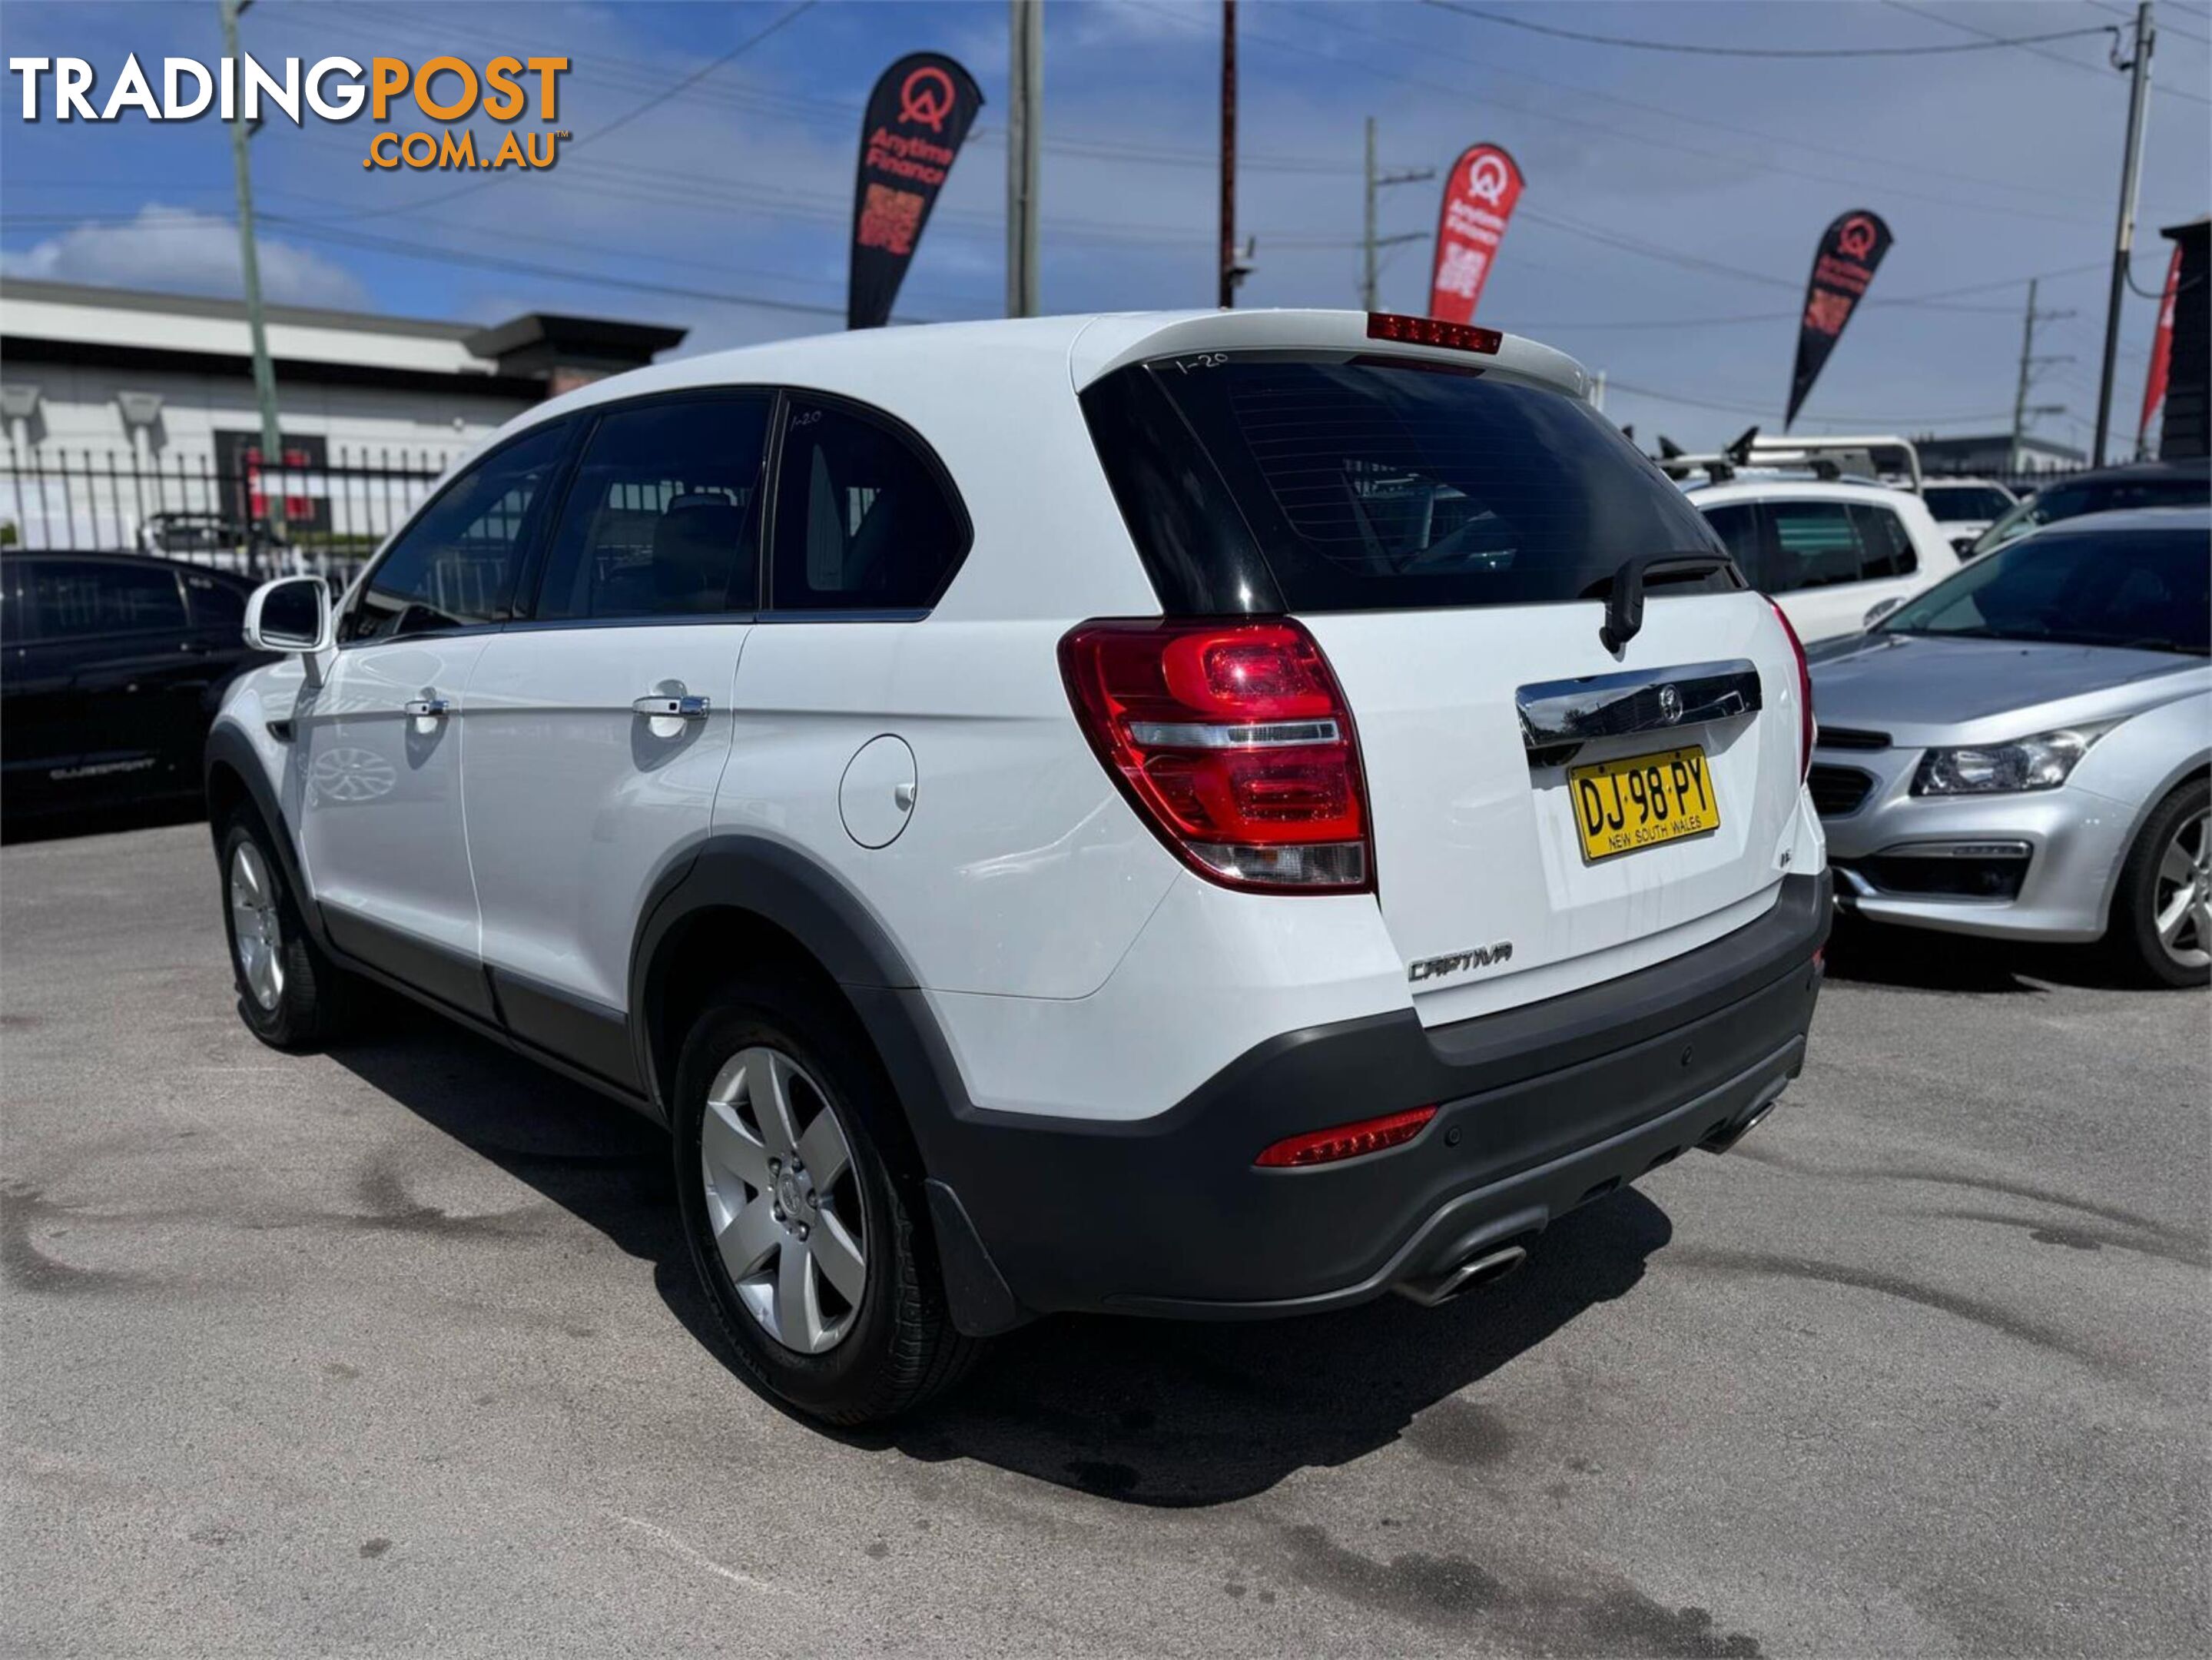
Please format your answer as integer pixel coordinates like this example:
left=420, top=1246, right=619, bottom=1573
left=1766, top=598, right=1816, bottom=782
left=1059, top=617, right=1375, bottom=893
left=1255, top=1105, right=1437, bottom=1168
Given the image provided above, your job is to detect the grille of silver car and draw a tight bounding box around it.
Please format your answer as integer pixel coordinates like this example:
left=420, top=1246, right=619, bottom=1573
left=1808, top=765, right=1875, bottom=817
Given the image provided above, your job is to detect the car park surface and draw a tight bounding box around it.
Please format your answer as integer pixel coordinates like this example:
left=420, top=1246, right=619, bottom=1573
left=4, top=822, right=2206, bottom=1657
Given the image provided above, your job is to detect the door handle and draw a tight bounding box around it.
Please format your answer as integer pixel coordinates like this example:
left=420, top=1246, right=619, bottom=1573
left=633, top=693, right=710, bottom=721
left=404, top=696, right=450, bottom=719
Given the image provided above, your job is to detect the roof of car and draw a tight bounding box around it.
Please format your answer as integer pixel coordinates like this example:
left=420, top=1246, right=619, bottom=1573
left=512, top=309, right=1594, bottom=436
left=2039, top=456, right=2212, bottom=486
left=0, top=548, right=253, bottom=582
left=1681, top=477, right=1930, bottom=510
left=2024, top=503, right=2212, bottom=535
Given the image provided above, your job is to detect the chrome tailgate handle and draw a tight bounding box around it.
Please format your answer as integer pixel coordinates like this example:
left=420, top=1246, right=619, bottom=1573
left=1516, top=658, right=1762, bottom=750
left=633, top=693, right=710, bottom=721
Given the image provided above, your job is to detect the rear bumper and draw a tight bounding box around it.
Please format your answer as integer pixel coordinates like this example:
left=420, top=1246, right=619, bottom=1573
left=917, top=872, right=1829, bottom=1330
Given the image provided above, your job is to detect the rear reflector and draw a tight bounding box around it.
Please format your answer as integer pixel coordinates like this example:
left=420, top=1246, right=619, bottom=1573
left=1366, top=312, right=1503, bottom=355
left=1060, top=618, right=1374, bottom=893
left=1255, top=1105, right=1438, bottom=1168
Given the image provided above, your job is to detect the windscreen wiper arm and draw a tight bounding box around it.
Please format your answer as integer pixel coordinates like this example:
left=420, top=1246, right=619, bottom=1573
left=1586, top=550, right=1744, bottom=654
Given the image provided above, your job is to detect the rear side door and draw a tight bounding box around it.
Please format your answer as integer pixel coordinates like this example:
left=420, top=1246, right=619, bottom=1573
left=297, top=421, right=569, bottom=1018
left=1757, top=497, right=1885, bottom=642
left=20, top=558, right=204, bottom=808
left=459, top=393, right=771, bottom=1085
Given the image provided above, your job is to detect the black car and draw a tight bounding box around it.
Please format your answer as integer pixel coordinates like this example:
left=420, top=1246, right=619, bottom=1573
left=1, top=551, right=271, bottom=832
left=1967, top=456, right=2211, bottom=558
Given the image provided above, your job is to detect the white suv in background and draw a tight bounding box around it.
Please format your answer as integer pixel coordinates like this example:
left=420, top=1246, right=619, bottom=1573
left=1688, top=478, right=1960, bottom=642
left=207, top=310, right=1830, bottom=1424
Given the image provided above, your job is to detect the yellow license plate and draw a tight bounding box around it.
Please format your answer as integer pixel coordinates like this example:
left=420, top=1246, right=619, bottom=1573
left=1568, top=744, right=1722, bottom=862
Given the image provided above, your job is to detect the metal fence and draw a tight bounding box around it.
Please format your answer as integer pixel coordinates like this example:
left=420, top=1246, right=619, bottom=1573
left=0, top=444, right=462, bottom=585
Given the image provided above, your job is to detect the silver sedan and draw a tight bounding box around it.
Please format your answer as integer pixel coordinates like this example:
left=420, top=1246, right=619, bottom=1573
left=1808, top=506, right=2210, bottom=986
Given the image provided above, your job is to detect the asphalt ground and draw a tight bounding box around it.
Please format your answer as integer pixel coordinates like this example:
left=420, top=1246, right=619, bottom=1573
left=2, top=822, right=2206, bottom=1658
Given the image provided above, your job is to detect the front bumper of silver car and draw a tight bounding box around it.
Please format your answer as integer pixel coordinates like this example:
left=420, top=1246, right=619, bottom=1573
left=1812, top=745, right=2134, bottom=941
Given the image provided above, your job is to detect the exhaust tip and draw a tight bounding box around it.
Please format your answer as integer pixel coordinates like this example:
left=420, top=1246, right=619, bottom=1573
left=1395, top=1242, right=1530, bottom=1307
left=1702, top=1096, right=1779, bottom=1156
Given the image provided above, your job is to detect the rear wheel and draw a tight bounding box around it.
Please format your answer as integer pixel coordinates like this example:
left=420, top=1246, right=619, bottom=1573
left=2104, top=777, right=2211, bottom=988
left=672, top=980, right=980, bottom=1423
left=219, top=812, right=349, bottom=1048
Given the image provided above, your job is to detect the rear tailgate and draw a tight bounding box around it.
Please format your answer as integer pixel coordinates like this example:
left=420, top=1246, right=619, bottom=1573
left=1305, top=593, right=1802, bottom=1023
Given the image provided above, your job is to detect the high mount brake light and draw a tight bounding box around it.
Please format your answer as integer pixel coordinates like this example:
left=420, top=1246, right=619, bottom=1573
left=1366, top=312, right=1503, bottom=355
left=1059, top=618, right=1375, bottom=894
left=1766, top=598, right=1816, bottom=782
left=1255, top=1105, right=1438, bottom=1168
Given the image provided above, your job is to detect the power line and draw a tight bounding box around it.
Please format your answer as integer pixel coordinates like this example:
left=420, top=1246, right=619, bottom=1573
left=2087, top=0, right=2210, bottom=47
left=1888, top=0, right=2212, bottom=102
left=1424, top=1, right=2115, bottom=58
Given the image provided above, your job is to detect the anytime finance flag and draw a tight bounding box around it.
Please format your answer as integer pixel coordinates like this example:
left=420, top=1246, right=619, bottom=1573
left=1428, top=144, right=1524, bottom=325
left=1786, top=210, right=1893, bottom=428
left=847, top=53, right=982, bottom=330
left=2138, top=243, right=2184, bottom=453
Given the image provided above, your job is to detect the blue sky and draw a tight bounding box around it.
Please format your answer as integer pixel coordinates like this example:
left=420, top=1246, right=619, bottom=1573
left=2, top=0, right=2205, bottom=451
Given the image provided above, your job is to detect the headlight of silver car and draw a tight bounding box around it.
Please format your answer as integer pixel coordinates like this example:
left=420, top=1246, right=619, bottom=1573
left=1911, top=725, right=2112, bottom=796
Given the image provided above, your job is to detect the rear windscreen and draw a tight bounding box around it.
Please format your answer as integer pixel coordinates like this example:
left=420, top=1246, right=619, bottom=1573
left=1082, top=354, right=1730, bottom=614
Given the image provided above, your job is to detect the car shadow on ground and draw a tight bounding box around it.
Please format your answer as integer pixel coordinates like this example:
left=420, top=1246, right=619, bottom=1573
left=324, top=998, right=1673, bottom=1509
left=1822, top=912, right=2158, bottom=994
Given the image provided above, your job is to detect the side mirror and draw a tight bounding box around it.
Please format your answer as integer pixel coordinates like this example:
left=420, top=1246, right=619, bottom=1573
left=1862, top=596, right=1903, bottom=629
left=244, top=576, right=333, bottom=680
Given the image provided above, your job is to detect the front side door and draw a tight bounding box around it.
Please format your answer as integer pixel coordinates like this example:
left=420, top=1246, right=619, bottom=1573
left=296, top=421, right=570, bottom=1018
left=460, top=393, right=771, bottom=1085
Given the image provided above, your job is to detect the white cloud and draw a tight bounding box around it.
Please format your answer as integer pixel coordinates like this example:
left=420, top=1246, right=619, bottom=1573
left=0, top=204, right=369, bottom=309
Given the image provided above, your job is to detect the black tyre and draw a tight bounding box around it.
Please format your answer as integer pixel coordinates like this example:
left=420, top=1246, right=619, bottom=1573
left=2103, top=775, right=2211, bottom=989
left=217, top=811, right=349, bottom=1048
left=672, top=978, right=980, bottom=1424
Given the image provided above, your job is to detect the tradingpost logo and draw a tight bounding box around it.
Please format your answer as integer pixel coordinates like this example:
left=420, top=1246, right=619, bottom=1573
left=8, top=53, right=573, bottom=171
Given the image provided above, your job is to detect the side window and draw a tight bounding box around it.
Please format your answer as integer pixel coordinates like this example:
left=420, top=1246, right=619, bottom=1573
left=532, top=396, right=771, bottom=620
left=184, top=573, right=248, bottom=635
left=27, top=560, right=187, bottom=638
left=1700, top=503, right=1763, bottom=574
left=768, top=397, right=968, bottom=612
left=1846, top=505, right=1917, bottom=579
left=342, top=422, right=567, bottom=643
left=1763, top=501, right=1869, bottom=593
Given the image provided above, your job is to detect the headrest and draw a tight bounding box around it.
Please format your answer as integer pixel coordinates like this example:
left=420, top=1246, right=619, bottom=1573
left=652, top=500, right=744, bottom=603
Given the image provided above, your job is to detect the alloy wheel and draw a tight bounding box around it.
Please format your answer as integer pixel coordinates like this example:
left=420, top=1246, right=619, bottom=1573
left=228, top=842, right=286, bottom=1011
left=2153, top=806, right=2212, bottom=971
left=698, top=1046, right=868, bottom=1354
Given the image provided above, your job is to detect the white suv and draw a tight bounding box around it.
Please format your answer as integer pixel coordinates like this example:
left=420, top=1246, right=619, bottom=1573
left=1687, top=478, right=1960, bottom=642
left=207, top=310, right=1830, bottom=1423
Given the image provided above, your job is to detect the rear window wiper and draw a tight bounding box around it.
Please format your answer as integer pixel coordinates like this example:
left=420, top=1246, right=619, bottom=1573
left=1584, top=550, right=1744, bottom=653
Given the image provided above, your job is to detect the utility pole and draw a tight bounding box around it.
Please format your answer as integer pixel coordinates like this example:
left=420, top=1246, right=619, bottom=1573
left=217, top=0, right=285, bottom=565
left=2093, top=0, right=2157, bottom=466
left=1219, top=0, right=1237, bottom=308
left=2011, top=277, right=2077, bottom=467
left=1359, top=118, right=1434, bottom=311
left=1006, top=0, right=1042, bottom=318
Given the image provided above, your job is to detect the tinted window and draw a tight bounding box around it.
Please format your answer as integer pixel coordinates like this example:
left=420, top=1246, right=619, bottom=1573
left=343, top=423, right=567, bottom=642
left=532, top=396, right=771, bottom=620
left=1885, top=526, right=2208, bottom=655
left=1922, top=484, right=2011, bottom=520
left=184, top=573, right=248, bottom=634
left=768, top=397, right=967, bottom=612
left=1701, top=503, right=1763, bottom=569
left=1845, top=504, right=1916, bottom=579
left=1972, top=470, right=2210, bottom=554
left=1761, top=502, right=1870, bottom=592
left=1087, top=355, right=1728, bottom=613
left=28, top=560, right=187, bottom=638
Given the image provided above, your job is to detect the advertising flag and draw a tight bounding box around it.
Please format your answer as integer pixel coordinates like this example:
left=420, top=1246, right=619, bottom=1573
left=2138, top=243, right=2183, bottom=453
left=1786, top=210, right=1893, bottom=428
left=1428, top=144, right=1524, bottom=325
left=848, top=53, right=982, bottom=330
